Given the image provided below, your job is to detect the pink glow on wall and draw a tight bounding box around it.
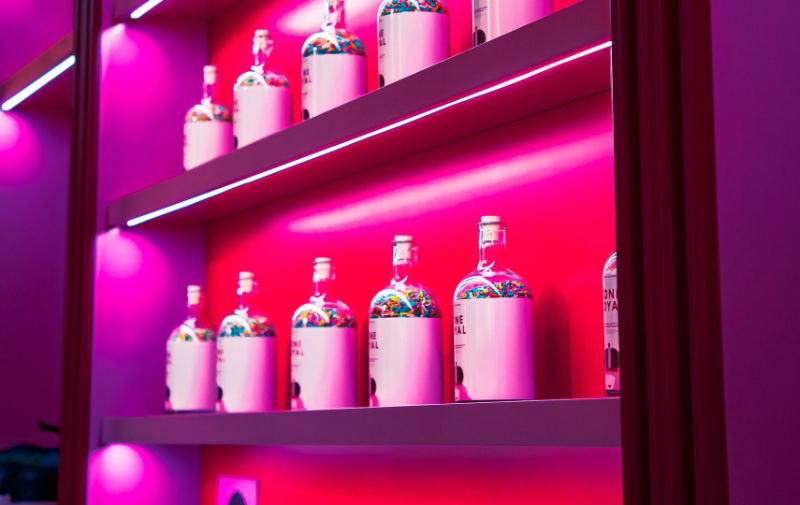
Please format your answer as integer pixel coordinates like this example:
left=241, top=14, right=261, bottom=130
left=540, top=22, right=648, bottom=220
left=88, top=445, right=200, bottom=505
left=0, top=112, right=42, bottom=183
left=290, top=130, right=613, bottom=233
left=201, top=445, right=622, bottom=505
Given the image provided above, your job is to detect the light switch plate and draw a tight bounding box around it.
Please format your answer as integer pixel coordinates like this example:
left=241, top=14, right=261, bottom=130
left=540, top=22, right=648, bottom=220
left=217, top=477, right=258, bottom=505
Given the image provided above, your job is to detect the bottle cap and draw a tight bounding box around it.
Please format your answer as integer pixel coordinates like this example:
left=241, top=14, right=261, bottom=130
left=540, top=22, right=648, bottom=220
left=393, top=235, right=413, bottom=243
left=480, top=215, right=502, bottom=224
left=253, top=29, right=270, bottom=52
left=187, top=285, right=202, bottom=305
left=203, top=65, right=217, bottom=86
left=480, top=216, right=503, bottom=241
left=238, top=271, right=255, bottom=293
left=313, top=258, right=332, bottom=280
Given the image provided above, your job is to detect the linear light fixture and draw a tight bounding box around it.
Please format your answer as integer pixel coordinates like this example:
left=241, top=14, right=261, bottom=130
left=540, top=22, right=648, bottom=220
left=1, top=55, right=76, bottom=112
left=130, top=0, right=165, bottom=19
left=126, top=40, right=612, bottom=227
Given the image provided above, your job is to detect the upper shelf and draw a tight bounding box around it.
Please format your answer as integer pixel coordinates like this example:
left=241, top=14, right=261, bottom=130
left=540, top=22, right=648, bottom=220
left=113, top=0, right=242, bottom=21
left=102, top=398, right=620, bottom=447
left=107, top=0, right=611, bottom=228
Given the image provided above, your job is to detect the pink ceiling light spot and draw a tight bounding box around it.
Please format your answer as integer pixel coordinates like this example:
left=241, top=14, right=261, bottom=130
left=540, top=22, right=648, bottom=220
left=0, top=113, right=42, bottom=183
left=93, top=444, right=145, bottom=494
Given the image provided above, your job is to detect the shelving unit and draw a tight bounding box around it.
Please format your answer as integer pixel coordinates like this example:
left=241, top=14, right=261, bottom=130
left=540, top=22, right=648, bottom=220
left=86, top=0, right=622, bottom=503
left=107, top=0, right=610, bottom=228
left=103, top=399, right=620, bottom=447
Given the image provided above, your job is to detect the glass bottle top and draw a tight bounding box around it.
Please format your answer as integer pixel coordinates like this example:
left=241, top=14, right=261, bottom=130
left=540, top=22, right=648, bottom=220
left=235, top=29, right=290, bottom=89
left=303, top=0, right=365, bottom=57
left=292, top=257, right=357, bottom=328
left=454, top=216, right=532, bottom=300
left=218, top=272, right=277, bottom=337
left=186, top=65, right=232, bottom=122
left=169, top=285, right=216, bottom=342
left=370, top=235, right=441, bottom=318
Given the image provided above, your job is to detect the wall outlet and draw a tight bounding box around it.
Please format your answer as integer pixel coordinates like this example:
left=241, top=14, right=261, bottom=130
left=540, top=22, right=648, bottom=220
left=217, top=477, right=258, bottom=505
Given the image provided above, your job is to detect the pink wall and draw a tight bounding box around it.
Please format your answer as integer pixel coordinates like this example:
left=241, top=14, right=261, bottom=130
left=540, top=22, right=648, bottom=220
left=201, top=445, right=622, bottom=505
left=711, top=1, right=800, bottom=503
left=0, top=109, right=69, bottom=448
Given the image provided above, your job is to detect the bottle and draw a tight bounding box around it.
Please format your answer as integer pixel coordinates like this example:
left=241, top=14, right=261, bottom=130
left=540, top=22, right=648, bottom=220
left=217, top=271, right=277, bottom=412
left=369, top=236, right=442, bottom=406
left=603, top=251, right=620, bottom=396
left=183, top=65, right=233, bottom=170
left=291, top=258, right=357, bottom=410
left=302, top=0, right=367, bottom=119
left=453, top=216, right=533, bottom=401
left=377, top=0, right=450, bottom=87
left=165, top=285, right=217, bottom=412
left=472, top=0, right=552, bottom=45
left=233, top=29, right=291, bottom=148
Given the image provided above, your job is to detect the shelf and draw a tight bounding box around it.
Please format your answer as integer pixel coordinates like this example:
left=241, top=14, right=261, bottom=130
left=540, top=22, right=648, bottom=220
left=0, top=32, right=73, bottom=111
left=107, top=0, right=611, bottom=228
left=102, top=398, right=620, bottom=447
left=114, top=0, right=242, bottom=21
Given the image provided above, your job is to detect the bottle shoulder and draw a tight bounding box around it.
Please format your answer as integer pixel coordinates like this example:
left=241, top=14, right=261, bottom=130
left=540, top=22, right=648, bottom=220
left=185, top=103, right=232, bottom=123
left=603, top=251, right=617, bottom=274
left=302, top=29, right=366, bottom=57
left=369, top=280, right=440, bottom=318
left=234, top=69, right=290, bottom=89
left=218, top=311, right=276, bottom=337
left=453, top=268, right=531, bottom=300
left=169, top=321, right=216, bottom=342
left=292, top=297, right=356, bottom=328
left=379, top=0, right=447, bottom=17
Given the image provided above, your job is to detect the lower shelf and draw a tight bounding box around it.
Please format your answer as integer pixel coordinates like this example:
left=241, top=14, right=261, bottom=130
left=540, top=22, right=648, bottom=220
left=101, top=398, right=620, bottom=447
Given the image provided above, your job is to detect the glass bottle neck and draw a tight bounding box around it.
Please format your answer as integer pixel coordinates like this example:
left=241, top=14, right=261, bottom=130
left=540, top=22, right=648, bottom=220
left=201, top=82, right=214, bottom=106
left=185, top=303, right=199, bottom=324
left=392, top=244, right=417, bottom=283
left=478, top=230, right=508, bottom=271
left=237, top=291, right=255, bottom=314
left=253, top=47, right=268, bottom=74
left=323, top=0, right=346, bottom=30
left=313, top=277, right=334, bottom=298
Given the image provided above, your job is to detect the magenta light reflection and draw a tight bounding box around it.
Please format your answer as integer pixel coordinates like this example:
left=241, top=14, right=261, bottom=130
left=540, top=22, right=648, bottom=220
left=130, top=0, right=165, bottom=19
left=125, top=41, right=613, bottom=227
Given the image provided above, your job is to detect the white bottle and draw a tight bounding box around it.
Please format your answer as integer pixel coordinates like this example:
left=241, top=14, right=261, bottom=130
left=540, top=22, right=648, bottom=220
left=453, top=216, right=534, bottom=401
left=291, top=258, right=357, bottom=410
left=217, top=271, right=277, bottom=412
left=233, top=30, right=292, bottom=148
left=377, top=0, right=450, bottom=86
left=473, top=0, right=552, bottom=45
left=603, top=251, right=620, bottom=396
left=369, top=236, right=443, bottom=406
left=183, top=65, right=233, bottom=170
left=302, top=0, right=367, bottom=119
left=165, top=285, right=217, bottom=412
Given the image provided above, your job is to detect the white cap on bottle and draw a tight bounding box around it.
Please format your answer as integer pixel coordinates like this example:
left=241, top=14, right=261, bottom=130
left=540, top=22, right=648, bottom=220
left=203, top=65, right=217, bottom=86
left=394, top=235, right=414, bottom=260
left=313, top=257, right=332, bottom=280
left=480, top=215, right=503, bottom=241
left=187, top=285, right=202, bottom=305
left=238, top=271, right=255, bottom=293
left=253, top=29, right=270, bottom=52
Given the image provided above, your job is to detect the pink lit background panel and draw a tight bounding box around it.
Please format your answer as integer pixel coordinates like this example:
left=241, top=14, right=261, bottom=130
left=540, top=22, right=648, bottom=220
left=203, top=91, right=615, bottom=409
left=209, top=0, right=583, bottom=122
left=200, top=445, right=622, bottom=505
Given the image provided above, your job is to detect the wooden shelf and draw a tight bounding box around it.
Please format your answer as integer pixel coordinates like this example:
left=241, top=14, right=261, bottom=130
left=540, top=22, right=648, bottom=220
left=102, top=398, right=620, bottom=447
left=107, top=0, right=611, bottom=228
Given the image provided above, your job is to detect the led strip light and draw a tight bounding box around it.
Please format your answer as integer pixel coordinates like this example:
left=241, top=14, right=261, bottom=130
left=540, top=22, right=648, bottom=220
left=1, top=55, right=76, bottom=112
left=125, top=40, right=612, bottom=227
left=130, top=0, right=165, bottom=19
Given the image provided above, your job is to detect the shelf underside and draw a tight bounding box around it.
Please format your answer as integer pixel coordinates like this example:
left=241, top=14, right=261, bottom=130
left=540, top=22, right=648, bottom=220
left=102, top=398, right=620, bottom=447
left=107, top=0, right=611, bottom=228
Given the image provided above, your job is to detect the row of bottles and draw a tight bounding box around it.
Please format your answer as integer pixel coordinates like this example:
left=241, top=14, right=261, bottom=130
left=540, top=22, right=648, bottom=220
left=166, top=217, right=619, bottom=413
left=183, top=0, right=554, bottom=170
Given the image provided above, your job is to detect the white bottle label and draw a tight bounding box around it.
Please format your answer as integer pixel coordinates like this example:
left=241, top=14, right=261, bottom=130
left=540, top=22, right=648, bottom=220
left=166, top=340, right=217, bottom=412
left=603, top=270, right=620, bottom=393
left=233, top=85, right=292, bottom=148
left=217, top=336, right=276, bottom=412
left=473, top=0, right=553, bottom=44
left=302, top=53, right=367, bottom=119
left=378, top=11, right=449, bottom=86
left=183, top=121, right=233, bottom=170
left=368, top=318, right=443, bottom=406
left=454, top=298, right=534, bottom=401
left=290, top=327, right=356, bottom=410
